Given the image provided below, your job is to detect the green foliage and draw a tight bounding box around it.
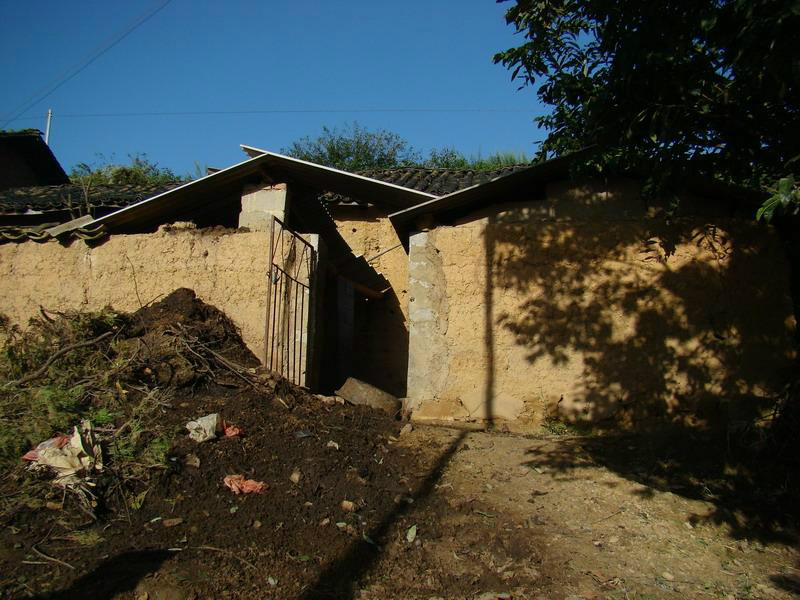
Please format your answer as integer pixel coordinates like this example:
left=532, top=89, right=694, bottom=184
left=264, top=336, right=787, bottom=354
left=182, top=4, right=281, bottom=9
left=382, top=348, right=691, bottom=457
left=757, top=175, right=800, bottom=222
left=70, top=153, right=183, bottom=187
left=493, top=0, right=800, bottom=191
left=0, top=384, right=83, bottom=463
left=284, top=124, right=530, bottom=172
left=425, top=147, right=531, bottom=170
left=283, top=122, right=421, bottom=171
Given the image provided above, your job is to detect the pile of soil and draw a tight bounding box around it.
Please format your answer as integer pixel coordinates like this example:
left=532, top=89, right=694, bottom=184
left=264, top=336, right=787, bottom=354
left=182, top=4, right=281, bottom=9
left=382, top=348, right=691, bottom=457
left=0, top=289, right=420, bottom=599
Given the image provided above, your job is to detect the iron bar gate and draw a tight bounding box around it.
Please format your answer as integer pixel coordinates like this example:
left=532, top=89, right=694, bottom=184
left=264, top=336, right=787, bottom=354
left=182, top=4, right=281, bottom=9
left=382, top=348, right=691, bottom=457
left=265, top=216, right=316, bottom=386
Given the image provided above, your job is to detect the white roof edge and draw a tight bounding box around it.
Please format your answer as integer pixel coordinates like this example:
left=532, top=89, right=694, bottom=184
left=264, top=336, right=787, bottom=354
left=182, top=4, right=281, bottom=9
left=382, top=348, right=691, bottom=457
left=240, top=144, right=437, bottom=199
left=58, top=147, right=439, bottom=236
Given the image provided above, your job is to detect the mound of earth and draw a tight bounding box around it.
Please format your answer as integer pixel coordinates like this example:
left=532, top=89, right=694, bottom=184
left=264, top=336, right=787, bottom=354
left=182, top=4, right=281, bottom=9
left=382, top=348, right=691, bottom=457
left=0, top=289, right=422, bottom=599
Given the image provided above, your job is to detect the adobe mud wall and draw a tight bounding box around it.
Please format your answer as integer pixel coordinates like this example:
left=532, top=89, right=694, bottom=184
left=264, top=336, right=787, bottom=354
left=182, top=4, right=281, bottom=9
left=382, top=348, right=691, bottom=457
left=333, top=208, right=410, bottom=396
left=0, top=227, right=270, bottom=359
left=407, top=180, right=797, bottom=429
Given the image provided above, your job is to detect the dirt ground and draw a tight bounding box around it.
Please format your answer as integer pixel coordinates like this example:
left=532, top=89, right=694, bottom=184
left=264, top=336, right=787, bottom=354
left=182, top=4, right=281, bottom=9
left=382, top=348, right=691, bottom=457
left=4, top=423, right=798, bottom=599
left=1, top=289, right=797, bottom=599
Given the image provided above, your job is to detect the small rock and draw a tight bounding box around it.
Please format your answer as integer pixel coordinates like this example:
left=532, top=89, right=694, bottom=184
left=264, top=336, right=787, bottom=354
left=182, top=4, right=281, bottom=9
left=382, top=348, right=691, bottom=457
left=684, top=521, right=694, bottom=529
left=326, top=440, right=340, bottom=450
left=335, top=377, right=400, bottom=415
left=320, top=518, right=330, bottom=526
left=290, top=469, right=302, bottom=484
left=608, top=536, right=619, bottom=544
left=661, top=572, right=675, bottom=582
left=400, top=423, right=414, bottom=436
left=253, top=520, right=262, bottom=529
left=341, top=500, right=356, bottom=512
left=163, top=518, right=183, bottom=528
left=45, top=501, right=62, bottom=510
left=304, top=501, right=313, bottom=507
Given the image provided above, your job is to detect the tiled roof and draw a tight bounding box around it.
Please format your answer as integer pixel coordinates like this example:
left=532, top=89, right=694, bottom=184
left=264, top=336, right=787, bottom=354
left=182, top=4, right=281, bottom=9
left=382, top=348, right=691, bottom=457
left=0, top=182, right=181, bottom=216
left=322, top=165, right=531, bottom=205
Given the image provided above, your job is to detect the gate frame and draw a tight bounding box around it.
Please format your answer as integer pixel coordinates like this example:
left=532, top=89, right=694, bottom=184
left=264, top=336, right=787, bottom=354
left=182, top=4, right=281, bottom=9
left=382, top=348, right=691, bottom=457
left=264, top=215, right=317, bottom=387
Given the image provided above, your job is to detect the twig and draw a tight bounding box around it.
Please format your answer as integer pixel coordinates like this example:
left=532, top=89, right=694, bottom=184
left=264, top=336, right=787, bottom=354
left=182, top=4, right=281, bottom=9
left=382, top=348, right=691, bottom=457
left=6, top=330, right=114, bottom=387
left=191, top=545, right=259, bottom=571
left=125, top=254, right=144, bottom=309
left=31, top=544, right=75, bottom=570
left=591, top=507, right=625, bottom=525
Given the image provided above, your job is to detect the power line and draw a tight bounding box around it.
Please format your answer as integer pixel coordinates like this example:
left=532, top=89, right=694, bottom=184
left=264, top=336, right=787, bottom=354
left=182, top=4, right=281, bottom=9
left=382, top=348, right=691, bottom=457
left=0, top=0, right=173, bottom=128
left=9, top=107, right=533, bottom=122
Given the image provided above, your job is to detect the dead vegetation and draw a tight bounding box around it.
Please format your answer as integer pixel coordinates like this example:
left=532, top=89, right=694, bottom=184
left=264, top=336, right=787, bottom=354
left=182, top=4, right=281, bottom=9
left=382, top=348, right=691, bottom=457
left=0, top=289, right=266, bottom=528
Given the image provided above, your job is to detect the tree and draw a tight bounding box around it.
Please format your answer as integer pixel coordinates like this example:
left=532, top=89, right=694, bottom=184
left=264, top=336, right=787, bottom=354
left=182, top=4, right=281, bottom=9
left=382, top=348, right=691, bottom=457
left=425, top=147, right=531, bottom=170
left=493, top=0, right=800, bottom=198
left=70, top=154, right=182, bottom=186
left=494, top=0, right=800, bottom=473
left=282, top=123, right=422, bottom=171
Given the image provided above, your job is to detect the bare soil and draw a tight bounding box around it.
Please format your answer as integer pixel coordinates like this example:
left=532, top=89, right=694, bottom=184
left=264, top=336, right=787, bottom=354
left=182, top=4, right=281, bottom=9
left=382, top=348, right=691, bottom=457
left=4, top=422, right=798, bottom=599
left=1, top=290, right=797, bottom=599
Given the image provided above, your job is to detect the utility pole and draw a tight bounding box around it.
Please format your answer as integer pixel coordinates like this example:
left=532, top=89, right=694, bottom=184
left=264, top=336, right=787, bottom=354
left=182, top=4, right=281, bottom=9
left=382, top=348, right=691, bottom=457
left=44, top=109, right=52, bottom=145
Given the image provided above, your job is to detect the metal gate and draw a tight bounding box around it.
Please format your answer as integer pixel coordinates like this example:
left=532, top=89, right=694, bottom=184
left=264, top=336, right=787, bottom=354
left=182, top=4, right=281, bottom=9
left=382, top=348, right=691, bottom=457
left=265, top=216, right=316, bottom=386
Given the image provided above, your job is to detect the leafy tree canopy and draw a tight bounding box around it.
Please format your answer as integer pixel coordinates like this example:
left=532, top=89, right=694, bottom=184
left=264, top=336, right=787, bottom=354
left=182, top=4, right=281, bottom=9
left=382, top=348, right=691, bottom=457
left=284, top=123, right=530, bottom=172
left=493, top=0, right=800, bottom=204
left=70, top=154, right=183, bottom=187
left=425, top=147, right=530, bottom=170
left=282, top=123, right=421, bottom=172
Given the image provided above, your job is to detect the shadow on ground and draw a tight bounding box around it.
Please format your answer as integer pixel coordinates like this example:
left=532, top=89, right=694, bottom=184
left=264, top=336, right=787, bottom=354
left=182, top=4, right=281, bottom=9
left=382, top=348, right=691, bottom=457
left=522, top=427, right=799, bottom=545
left=36, top=549, right=171, bottom=600
left=301, top=430, right=468, bottom=600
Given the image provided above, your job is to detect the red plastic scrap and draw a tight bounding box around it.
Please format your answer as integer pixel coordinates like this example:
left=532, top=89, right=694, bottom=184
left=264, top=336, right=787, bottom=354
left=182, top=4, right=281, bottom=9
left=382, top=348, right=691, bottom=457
left=223, top=474, right=267, bottom=494
left=222, top=421, right=244, bottom=438
left=22, top=435, right=70, bottom=461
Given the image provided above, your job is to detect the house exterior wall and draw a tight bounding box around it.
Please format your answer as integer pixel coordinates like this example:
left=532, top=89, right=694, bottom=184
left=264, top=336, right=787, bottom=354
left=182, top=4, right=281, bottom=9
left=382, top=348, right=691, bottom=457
left=0, top=226, right=270, bottom=359
left=406, top=179, right=796, bottom=429
left=332, top=207, right=410, bottom=396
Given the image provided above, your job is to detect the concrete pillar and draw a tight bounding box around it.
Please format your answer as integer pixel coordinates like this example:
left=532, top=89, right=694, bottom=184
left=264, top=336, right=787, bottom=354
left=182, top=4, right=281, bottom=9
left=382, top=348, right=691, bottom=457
left=406, top=230, right=450, bottom=415
left=239, top=183, right=289, bottom=231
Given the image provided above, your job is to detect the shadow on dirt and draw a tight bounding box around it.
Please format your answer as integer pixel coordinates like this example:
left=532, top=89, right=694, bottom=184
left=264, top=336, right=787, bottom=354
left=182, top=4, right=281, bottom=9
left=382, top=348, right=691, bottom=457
left=522, top=428, right=799, bottom=545
left=36, top=549, right=171, bottom=600
left=478, top=193, right=798, bottom=545
left=301, top=430, right=468, bottom=600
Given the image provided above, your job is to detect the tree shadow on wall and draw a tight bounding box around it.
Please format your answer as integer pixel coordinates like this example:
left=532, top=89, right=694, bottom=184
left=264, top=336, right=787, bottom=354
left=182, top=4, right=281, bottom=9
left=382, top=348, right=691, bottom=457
left=484, top=199, right=797, bottom=541
left=488, top=205, right=794, bottom=426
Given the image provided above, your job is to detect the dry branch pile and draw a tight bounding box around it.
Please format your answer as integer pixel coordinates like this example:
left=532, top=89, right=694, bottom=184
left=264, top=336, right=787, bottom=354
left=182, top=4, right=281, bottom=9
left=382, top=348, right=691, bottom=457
left=0, top=288, right=265, bottom=520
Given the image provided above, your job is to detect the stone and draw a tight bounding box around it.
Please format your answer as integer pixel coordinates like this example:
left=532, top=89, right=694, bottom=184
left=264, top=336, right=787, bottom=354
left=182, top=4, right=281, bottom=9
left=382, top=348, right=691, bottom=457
left=335, top=377, right=400, bottom=415
left=400, top=423, right=414, bottom=436
left=162, top=518, right=183, bottom=528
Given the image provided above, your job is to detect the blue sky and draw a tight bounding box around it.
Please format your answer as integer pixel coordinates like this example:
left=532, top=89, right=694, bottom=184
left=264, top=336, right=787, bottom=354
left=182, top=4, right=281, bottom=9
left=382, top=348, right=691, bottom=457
left=0, top=1, right=545, bottom=176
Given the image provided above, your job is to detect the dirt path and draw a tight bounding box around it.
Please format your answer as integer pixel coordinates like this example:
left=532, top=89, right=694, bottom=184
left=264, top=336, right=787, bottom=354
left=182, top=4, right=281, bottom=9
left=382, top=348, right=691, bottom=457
left=351, top=426, right=800, bottom=600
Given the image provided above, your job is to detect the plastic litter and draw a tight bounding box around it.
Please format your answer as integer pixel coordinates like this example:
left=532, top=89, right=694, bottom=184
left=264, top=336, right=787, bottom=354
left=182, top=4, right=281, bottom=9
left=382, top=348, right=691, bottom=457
left=222, top=420, right=244, bottom=438
left=22, top=434, right=70, bottom=461
left=186, top=413, right=222, bottom=442
left=223, top=474, right=267, bottom=494
left=25, top=421, right=102, bottom=487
